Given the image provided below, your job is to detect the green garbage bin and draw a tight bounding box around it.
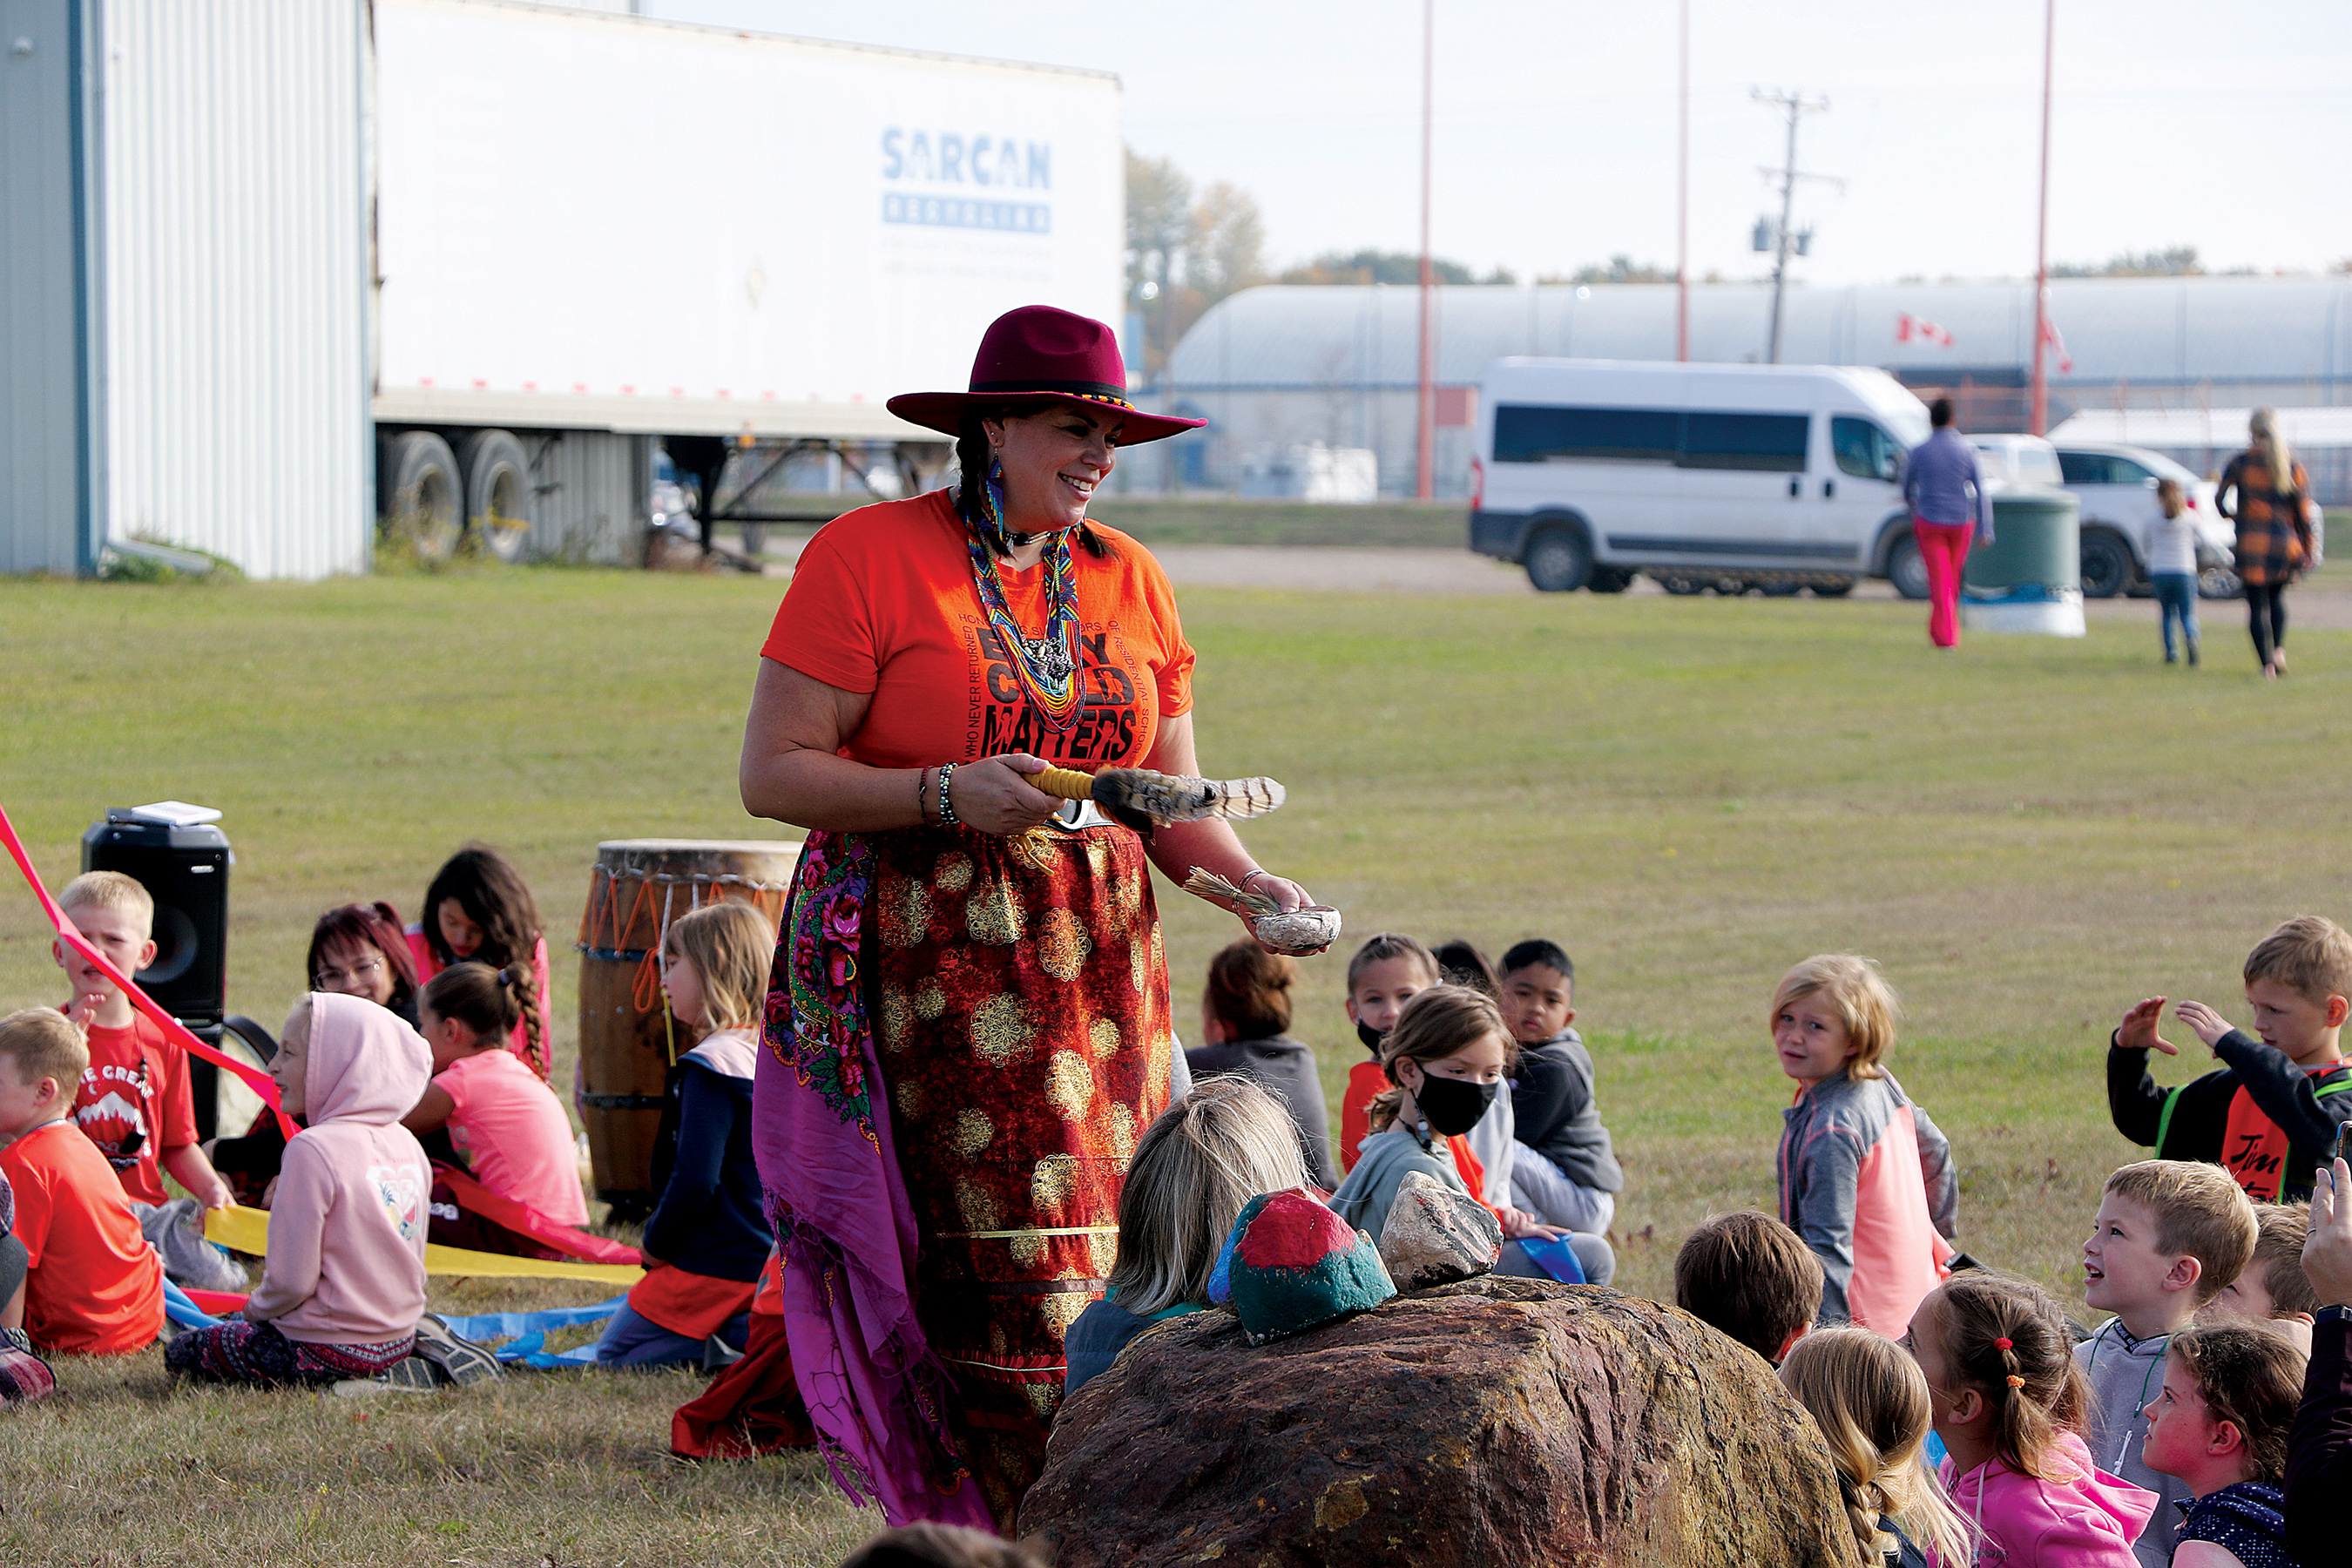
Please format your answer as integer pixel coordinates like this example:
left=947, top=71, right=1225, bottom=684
left=1963, top=485, right=2083, bottom=636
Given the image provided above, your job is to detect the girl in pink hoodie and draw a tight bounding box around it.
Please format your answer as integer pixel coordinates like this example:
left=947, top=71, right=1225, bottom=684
left=1909, top=1273, right=2157, bottom=1567
left=166, top=994, right=430, bottom=1386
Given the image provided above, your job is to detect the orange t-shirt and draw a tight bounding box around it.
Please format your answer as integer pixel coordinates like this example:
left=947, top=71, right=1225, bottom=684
left=760, top=491, right=1195, bottom=769
left=71, top=1008, right=198, bottom=1207
left=1, top=1120, right=166, bottom=1355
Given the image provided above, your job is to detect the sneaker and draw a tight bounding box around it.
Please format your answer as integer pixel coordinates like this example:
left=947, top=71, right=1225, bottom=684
left=701, top=1334, right=746, bottom=1373
left=409, top=1315, right=503, bottom=1386
left=2187, top=639, right=2200, bottom=667
left=324, top=1370, right=436, bottom=1400
left=380, top=1354, right=449, bottom=1389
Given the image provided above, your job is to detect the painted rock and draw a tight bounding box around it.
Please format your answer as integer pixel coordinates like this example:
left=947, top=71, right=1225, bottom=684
left=1377, top=1170, right=1503, bottom=1289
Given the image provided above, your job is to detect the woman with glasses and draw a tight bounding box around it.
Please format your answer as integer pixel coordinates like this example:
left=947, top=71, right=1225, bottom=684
left=208, top=902, right=429, bottom=1203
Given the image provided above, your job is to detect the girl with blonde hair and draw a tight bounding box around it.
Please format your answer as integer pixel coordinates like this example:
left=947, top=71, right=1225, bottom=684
left=1063, top=1077, right=1308, bottom=1397
left=1781, top=1324, right=1975, bottom=1566
left=597, top=899, right=779, bottom=1368
left=1774, top=956, right=1959, bottom=1335
left=2218, top=409, right=2316, bottom=678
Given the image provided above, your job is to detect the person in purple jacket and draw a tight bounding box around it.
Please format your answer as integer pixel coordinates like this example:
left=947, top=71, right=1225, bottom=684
left=1898, top=397, right=1996, bottom=651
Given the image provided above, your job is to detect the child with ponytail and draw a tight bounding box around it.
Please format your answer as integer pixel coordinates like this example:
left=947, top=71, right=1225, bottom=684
left=1780, top=1325, right=1976, bottom=1567
left=409, top=845, right=552, bottom=1081
left=1328, top=986, right=1605, bottom=1280
left=1907, top=1273, right=2156, bottom=1566
left=404, top=963, right=587, bottom=1254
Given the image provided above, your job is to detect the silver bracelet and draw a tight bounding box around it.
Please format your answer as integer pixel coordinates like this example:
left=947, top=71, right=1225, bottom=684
left=937, top=762, right=961, bottom=828
left=1239, top=868, right=1274, bottom=893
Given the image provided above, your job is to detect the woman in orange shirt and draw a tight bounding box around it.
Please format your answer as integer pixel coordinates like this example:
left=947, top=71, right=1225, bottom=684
left=739, top=306, right=1316, bottom=1532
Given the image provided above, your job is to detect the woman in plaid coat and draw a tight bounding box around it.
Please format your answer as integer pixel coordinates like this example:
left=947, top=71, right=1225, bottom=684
left=2218, top=408, right=2316, bottom=678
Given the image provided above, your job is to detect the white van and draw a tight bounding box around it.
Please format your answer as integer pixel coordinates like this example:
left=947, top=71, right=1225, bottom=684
left=1470, top=359, right=1932, bottom=594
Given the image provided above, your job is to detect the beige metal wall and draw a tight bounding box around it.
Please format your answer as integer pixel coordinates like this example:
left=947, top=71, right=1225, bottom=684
left=101, top=0, right=370, bottom=578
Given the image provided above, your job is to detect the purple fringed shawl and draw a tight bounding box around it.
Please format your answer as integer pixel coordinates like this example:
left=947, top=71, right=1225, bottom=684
left=753, top=828, right=993, bottom=1529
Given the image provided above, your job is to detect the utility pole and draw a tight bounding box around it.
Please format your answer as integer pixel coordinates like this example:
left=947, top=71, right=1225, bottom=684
left=1415, top=0, right=1436, bottom=501
left=1676, top=0, right=1689, bottom=362
left=1752, top=89, right=1831, bottom=364
left=2029, top=0, right=2056, bottom=436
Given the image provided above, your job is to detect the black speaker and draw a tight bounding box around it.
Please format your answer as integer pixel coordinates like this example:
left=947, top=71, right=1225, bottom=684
left=81, top=808, right=233, bottom=1065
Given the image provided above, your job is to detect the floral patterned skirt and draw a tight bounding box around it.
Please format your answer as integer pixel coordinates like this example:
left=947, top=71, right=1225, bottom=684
left=867, top=820, right=1174, bottom=1527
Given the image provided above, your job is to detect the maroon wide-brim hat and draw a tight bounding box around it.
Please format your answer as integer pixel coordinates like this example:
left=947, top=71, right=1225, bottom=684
left=887, top=304, right=1206, bottom=445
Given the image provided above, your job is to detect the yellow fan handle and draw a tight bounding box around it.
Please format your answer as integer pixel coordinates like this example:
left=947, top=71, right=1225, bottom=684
left=1030, top=765, right=1096, bottom=802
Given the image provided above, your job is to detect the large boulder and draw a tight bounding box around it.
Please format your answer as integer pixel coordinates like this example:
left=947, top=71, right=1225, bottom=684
left=1021, top=1277, right=1865, bottom=1568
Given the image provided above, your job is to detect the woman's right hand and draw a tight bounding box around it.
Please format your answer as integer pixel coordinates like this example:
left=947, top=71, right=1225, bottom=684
left=949, top=754, right=1062, bottom=836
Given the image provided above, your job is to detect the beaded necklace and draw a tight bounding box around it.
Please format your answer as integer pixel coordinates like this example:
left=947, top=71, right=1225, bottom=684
left=964, top=468, right=1084, bottom=733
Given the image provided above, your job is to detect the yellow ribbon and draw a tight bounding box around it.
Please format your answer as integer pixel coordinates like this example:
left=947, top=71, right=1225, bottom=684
left=206, top=1205, right=643, bottom=1286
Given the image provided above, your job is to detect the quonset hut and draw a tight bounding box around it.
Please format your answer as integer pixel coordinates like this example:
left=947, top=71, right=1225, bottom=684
left=1131, top=276, right=2352, bottom=503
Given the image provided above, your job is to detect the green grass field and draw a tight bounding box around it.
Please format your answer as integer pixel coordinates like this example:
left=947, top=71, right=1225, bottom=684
left=1, top=563, right=2348, bottom=1565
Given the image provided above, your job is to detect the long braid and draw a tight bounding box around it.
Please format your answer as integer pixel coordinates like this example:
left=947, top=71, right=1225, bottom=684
left=953, top=404, right=1111, bottom=559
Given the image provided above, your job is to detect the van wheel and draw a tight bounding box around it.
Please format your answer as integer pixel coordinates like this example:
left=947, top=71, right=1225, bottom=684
left=1524, top=526, right=1593, bottom=592
left=1587, top=567, right=1632, bottom=594
left=2078, top=531, right=2132, bottom=599
left=1887, top=535, right=1930, bottom=600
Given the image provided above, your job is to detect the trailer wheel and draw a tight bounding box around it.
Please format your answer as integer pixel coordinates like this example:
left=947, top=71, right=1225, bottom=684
left=458, top=429, right=533, bottom=563
left=2197, top=564, right=2242, bottom=600
left=1814, top=578, right=1856, bottom=598
left=380, top=431, right=463, bottom=561
left=1659, top=574, right=1705, bottom=596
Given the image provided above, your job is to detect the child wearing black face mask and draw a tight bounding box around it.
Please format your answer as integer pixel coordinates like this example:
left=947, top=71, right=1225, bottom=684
left=1329, top=987, right=1570, bottom=1267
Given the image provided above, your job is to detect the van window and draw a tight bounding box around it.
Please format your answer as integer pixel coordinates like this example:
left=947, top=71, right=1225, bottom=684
left=1493, top=405, right=1678, bottom=464
left=1679, top=412, right=1810, bottom=473
left=1831, top=416, right=1901, bottom=482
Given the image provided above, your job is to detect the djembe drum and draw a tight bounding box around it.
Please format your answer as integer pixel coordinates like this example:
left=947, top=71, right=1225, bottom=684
left=575, top=838, right=799, bottom=1216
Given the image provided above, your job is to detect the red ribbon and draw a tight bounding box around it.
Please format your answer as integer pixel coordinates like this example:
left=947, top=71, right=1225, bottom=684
left=0, top=801, right=296, bottom=1141
left=431, top=1161, right=641, bottom=1267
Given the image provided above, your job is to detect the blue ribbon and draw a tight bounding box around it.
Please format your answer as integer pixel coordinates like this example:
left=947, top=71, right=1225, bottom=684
left=161, top=1278, right=222, bottom=1329
left=435, top=1295, right=627, bottom=1365
left=1516, top=1234, right=1587, bottom=1285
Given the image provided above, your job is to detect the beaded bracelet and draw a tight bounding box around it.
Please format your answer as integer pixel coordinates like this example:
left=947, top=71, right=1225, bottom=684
left=937, top=762, right=961, bottom=828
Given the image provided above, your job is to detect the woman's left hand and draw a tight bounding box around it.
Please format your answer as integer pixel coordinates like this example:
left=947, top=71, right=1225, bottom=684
left=1240, top=868, right=1312, bottom=915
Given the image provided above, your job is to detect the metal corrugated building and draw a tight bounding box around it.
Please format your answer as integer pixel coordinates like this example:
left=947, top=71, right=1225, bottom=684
left=1, top=0, right=368, bottom=579
left=1146, top=277, right=2352, bottom=499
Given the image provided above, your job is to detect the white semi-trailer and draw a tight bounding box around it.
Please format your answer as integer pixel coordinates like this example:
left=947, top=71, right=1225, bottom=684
left=0, top=0, right=1123, bottom=578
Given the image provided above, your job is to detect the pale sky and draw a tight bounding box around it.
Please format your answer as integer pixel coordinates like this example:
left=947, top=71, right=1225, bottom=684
left=648, top=0, right=2351, bottom=287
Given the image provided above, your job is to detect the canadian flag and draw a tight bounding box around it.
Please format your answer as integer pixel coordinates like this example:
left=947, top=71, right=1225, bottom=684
left=1896, top=312, right=1954, bottom=348
left=2039, top=314, right=2074, bottom=374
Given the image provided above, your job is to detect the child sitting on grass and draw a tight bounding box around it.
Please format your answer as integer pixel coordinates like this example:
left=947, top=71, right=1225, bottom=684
left=1674, top=1209, right=1824, bottom=1366
left=1780, top=1324, right=1975, bottom=1567
left=409, top=844, right=553, bottom=1081
left=1184, top=940, right=1339, bottom=1190
left=2139, top=1326, right=2308, bottom=1568
left=52, top=871, right=233, bottom=1216
left=168, top=995, right=430, bottom=1387
left=2109, top=916, right=2352, bottom=1204
left=1328, top=986, right=1571, bottom=1274
left=2201, top=1203, right=2319, bottom=1355
left=2078, top=1159, right=2258, bottom=1568
left=1774, top=955, right=1957, bottom=1335
left=405, top=963, right=587, bottom=1252
left=1499, top=938, right=1621, bottom=1285
left=1337, top=933, right=1440, bottom=1173
left=1064, top=1077, right=1308, bottom=1398
left=1909, top=1272, right=2155, bottom=1568
left=0, top=1008, right=164, bottom=1356
left=598, top=901, right=773, bottom=1369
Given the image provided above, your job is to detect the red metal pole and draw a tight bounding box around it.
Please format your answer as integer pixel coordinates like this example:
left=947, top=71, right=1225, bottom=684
left=1676, top=0, right=1689, bottom=362
left=2030, top=0, right=2054, bottom=436
left=1416, top=0, right=1436, bottom=501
